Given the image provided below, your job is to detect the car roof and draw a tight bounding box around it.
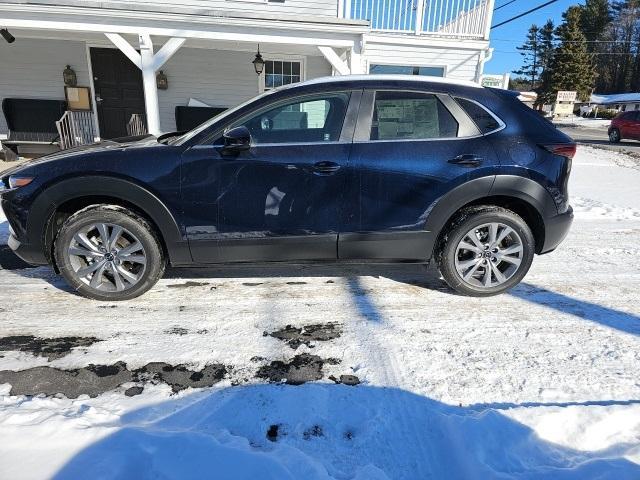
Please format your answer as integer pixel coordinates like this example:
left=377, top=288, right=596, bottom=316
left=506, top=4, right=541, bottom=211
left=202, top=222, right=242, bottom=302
left=279, top=74, right=483, bottom=91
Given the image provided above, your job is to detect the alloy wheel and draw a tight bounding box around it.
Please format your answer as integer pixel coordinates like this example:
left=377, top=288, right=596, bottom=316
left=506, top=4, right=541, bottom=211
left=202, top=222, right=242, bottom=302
left=454, top=222, right=524, bottom=289
left=67, top=223, right=147, bottom=292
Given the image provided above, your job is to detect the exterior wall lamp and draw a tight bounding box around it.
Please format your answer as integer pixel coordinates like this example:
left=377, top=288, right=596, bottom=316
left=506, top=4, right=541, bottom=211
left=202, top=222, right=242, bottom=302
left=156, top=70, right=169, bottom=90
left=63, top=65, right=77, bottom=87
left=252, top=45, right=265, bottom=76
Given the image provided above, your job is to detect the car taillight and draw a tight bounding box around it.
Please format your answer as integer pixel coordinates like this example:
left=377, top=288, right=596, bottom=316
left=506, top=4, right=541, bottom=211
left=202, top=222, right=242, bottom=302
left=542, top=143, right=577, bottom=159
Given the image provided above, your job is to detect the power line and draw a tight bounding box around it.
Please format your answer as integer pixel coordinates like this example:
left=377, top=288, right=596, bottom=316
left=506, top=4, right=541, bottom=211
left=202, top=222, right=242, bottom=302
left=495, top=0, right=518, bottom=11
left=491, top=0, right=560, bottom=29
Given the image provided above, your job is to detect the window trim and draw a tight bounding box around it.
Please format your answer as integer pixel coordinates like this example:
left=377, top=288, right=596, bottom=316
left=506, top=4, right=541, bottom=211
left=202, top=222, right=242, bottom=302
left=453, top=97, right=506, bottom=137
left=353, top=89, right=479, bottom=143
left=259, top=57, right=305, bottom=93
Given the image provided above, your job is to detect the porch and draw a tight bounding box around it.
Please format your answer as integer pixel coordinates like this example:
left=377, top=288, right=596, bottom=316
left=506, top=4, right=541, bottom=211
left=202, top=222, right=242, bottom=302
left=0, top=1, right=492, bottom=151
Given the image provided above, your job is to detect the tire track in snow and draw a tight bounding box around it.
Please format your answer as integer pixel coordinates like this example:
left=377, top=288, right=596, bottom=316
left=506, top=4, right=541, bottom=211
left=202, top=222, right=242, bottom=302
left=345, top=276, right=437, bottom=479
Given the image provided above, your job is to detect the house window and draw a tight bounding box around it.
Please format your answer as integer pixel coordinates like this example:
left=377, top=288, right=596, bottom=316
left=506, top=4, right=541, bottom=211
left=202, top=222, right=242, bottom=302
left=264, top=60, right=302, bottom=90
left=369, top=64, right=446, bottom=77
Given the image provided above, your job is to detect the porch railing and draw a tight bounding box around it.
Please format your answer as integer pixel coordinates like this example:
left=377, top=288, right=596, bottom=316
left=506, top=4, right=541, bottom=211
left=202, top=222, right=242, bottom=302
left=55, top=110, right=96, bottom=150
left=344, top=0, right=493, bottom=39
left=127, top=113, right=148, bottom=136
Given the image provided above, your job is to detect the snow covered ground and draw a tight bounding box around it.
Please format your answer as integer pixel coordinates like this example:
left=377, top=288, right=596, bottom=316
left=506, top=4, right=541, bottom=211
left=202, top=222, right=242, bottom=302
left=553, top=117, right=612, bottom=129
left=0, top=146, right=639, bottom=479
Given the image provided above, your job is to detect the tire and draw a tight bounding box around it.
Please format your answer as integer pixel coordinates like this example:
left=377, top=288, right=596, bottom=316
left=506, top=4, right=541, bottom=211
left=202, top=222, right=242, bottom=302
left=54, top=205, right=165, bottom=301
left=609, top=128, right=621, bottom=143
left=436, top=206, right=535, bottom=297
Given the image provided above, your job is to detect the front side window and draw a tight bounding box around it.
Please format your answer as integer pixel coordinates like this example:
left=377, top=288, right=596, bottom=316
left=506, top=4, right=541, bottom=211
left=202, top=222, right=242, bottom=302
left=456, top=98, right=502, bottom=134
left=231, top=92, right=351, bottom=144
left=370, top=91, right=458, bottom=141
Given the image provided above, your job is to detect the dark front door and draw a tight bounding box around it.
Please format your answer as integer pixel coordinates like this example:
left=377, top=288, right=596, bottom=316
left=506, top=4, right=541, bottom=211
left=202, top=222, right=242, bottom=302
left=180, top=91, right=358, bottom=263
left=90, top=47, right=145, bottom=139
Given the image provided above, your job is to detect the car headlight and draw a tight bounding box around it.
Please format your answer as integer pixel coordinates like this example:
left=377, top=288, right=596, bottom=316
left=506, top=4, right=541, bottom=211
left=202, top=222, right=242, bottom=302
left=8, top=176, right=34, bottom=189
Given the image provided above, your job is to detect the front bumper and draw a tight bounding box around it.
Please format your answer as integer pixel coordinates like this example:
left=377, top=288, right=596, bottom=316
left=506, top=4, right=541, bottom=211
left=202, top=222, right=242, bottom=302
left=540, top=206, right=574, bottom=254
left=7, top=232, right=48, bottom=266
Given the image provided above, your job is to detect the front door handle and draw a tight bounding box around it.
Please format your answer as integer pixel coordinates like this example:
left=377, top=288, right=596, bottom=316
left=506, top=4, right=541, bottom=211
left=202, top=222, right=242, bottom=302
left=312, top=161, right=341, bottom=175
left=448, top=154, right=483, bottom=167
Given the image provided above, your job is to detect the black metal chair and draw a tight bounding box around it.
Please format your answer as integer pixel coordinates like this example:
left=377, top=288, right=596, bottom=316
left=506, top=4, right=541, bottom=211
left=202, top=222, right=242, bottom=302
left=1, top=98, right=67, bottom=161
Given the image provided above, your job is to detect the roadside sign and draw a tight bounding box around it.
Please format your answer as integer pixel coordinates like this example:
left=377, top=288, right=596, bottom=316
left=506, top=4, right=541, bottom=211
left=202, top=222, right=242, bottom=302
left=556, top=91, right=577, bottom=102
left=554, top=91, right=577, bottom=117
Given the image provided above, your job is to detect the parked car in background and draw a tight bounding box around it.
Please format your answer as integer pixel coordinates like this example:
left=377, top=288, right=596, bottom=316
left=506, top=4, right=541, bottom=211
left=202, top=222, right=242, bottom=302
left=609, top=110, right=640, bottom=143
left=0, top=76, right=575, bottom=301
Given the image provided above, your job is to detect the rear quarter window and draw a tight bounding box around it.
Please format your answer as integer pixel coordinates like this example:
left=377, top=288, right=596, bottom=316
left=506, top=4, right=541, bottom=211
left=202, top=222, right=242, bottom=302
left=455, top=98, right=502, bottom=134
left=370, top=91, right=459, bottom=140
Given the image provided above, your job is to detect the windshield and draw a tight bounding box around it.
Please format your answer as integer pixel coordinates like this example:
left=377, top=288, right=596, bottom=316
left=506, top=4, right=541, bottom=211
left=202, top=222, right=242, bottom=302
left=169, top=89, right=279, bottom=146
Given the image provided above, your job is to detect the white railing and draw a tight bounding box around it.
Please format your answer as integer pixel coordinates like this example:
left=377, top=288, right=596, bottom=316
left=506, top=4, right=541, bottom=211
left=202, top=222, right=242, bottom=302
left=55, top=110, right=96, bottom=150
left=345, top=0, right=493, bottom=39
left=127, top=113, right=148, bottom=137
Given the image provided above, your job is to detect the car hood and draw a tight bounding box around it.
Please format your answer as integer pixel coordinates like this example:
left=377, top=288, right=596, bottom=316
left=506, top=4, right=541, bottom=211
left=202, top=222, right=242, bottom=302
left=1, top=136, right=165, bottom=179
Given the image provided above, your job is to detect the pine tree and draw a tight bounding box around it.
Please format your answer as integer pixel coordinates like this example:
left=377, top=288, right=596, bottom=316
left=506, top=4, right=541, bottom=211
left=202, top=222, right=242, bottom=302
left=538, top=20, right=556, bottom=70
left=538, top=6, right=596, bottom=105
left=579, top=0, right=612, bottom=47
left=513, top=25, right=541, bottom=89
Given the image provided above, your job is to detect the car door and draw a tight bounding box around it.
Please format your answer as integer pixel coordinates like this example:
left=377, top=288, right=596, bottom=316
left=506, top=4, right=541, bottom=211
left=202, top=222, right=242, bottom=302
left=339, top=89, right=499, bottom=261
left=181, top=90, right=359, bottom=263
left=629, top=111, right=640, bottom=139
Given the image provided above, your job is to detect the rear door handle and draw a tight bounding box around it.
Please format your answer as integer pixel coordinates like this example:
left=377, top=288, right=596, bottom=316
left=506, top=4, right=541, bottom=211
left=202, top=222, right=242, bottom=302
left=448, top=154, right=483, bottom=167
left=312, top=161, right=341, bottom=175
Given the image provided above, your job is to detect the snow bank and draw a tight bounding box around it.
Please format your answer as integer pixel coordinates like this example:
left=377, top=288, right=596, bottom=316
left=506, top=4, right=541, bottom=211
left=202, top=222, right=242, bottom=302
left=1, top=384, right=638, bottom=480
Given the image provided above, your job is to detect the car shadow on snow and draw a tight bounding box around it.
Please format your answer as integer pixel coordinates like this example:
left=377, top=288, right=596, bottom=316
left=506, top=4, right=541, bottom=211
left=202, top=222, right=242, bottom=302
left=51, top=383, right=640, bottom=480
left=510, top=283, right=640, bottom=337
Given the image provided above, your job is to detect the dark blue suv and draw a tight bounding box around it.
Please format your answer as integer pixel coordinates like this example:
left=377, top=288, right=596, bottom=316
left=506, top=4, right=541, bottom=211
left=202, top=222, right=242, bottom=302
left=0, top=75, right=574, bottom=300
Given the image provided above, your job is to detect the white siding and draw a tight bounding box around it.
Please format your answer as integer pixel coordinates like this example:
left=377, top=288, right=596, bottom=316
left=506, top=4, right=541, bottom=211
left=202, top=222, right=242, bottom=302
left=158, top=48, right=331, bottom=131
left=16, top=0, right=339, bottom=18
left=0, top=38, right=90, bottom=135
left=147, top=0, right=337, bottom=16
left=363, top=42, right=481, bottom=82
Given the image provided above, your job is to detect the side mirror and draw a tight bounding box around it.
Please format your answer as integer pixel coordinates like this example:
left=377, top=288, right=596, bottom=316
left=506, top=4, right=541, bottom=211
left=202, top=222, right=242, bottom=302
left=222, top=126, right=251, bottom=152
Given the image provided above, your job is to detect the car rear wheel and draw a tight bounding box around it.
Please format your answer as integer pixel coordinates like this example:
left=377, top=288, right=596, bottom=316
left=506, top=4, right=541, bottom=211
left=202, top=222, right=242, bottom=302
left=54, top=205, right=165, bottom=301
left=437, top=206, right=535, bottom=297
left=609, top=128, right=621, bottom=143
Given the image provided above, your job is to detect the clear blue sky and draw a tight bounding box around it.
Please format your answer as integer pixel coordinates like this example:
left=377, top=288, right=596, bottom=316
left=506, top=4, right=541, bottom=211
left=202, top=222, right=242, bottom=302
left=486, top=0, right=585, bottom=75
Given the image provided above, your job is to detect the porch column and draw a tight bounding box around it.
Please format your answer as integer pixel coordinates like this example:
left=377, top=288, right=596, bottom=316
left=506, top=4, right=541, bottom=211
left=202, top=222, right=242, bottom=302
left=105, top=33, right=185, bottom=136
left=139, top=34, right=161, bottom=136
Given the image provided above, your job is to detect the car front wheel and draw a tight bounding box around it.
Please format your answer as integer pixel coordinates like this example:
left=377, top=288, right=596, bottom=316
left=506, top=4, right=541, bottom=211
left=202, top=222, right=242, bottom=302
left=437, top=206, right=535, bottom=297
left=54, top=205, right=165, bottom=301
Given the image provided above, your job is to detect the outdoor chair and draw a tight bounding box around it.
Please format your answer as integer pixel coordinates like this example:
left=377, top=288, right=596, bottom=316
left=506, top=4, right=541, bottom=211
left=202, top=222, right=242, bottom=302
left=1, top=98, right=66, bottom=161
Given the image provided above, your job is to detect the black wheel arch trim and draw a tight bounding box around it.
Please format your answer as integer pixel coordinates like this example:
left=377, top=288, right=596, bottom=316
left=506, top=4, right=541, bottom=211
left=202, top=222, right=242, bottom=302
left=424, top=174, right=559, bottom=255
left=28, top=175, right=191, bottom=265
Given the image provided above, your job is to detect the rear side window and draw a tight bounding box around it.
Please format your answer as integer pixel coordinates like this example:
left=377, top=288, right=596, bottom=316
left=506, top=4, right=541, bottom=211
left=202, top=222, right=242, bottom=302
left=370, top=91, right=459, bottom=141
left=456, top=98, right=502, bottom=134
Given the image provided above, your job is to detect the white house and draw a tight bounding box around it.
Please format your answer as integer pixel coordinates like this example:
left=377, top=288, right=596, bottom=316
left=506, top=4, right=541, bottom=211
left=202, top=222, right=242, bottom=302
left=0, top=0, right=495, bottom=141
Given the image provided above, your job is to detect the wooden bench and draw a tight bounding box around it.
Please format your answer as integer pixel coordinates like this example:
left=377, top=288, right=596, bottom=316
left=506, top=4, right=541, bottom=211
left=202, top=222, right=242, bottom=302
left=1, top=98, right=67, bottom=161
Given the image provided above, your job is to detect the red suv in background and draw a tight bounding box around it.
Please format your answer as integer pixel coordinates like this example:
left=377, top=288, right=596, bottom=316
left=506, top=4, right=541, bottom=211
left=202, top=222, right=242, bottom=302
left=609, top=110, right=640, bottom=143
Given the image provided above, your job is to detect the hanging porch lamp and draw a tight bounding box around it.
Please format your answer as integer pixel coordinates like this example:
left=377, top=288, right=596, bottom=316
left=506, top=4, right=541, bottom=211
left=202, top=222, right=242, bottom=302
left=63, top=65, right=77, bottom=87
left=252, top=45, right=265, bottom=76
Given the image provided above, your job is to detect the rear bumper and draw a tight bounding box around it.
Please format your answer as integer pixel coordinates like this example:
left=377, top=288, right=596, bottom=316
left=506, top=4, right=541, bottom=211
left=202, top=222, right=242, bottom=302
left=540, top=206, right=574, bottom=254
